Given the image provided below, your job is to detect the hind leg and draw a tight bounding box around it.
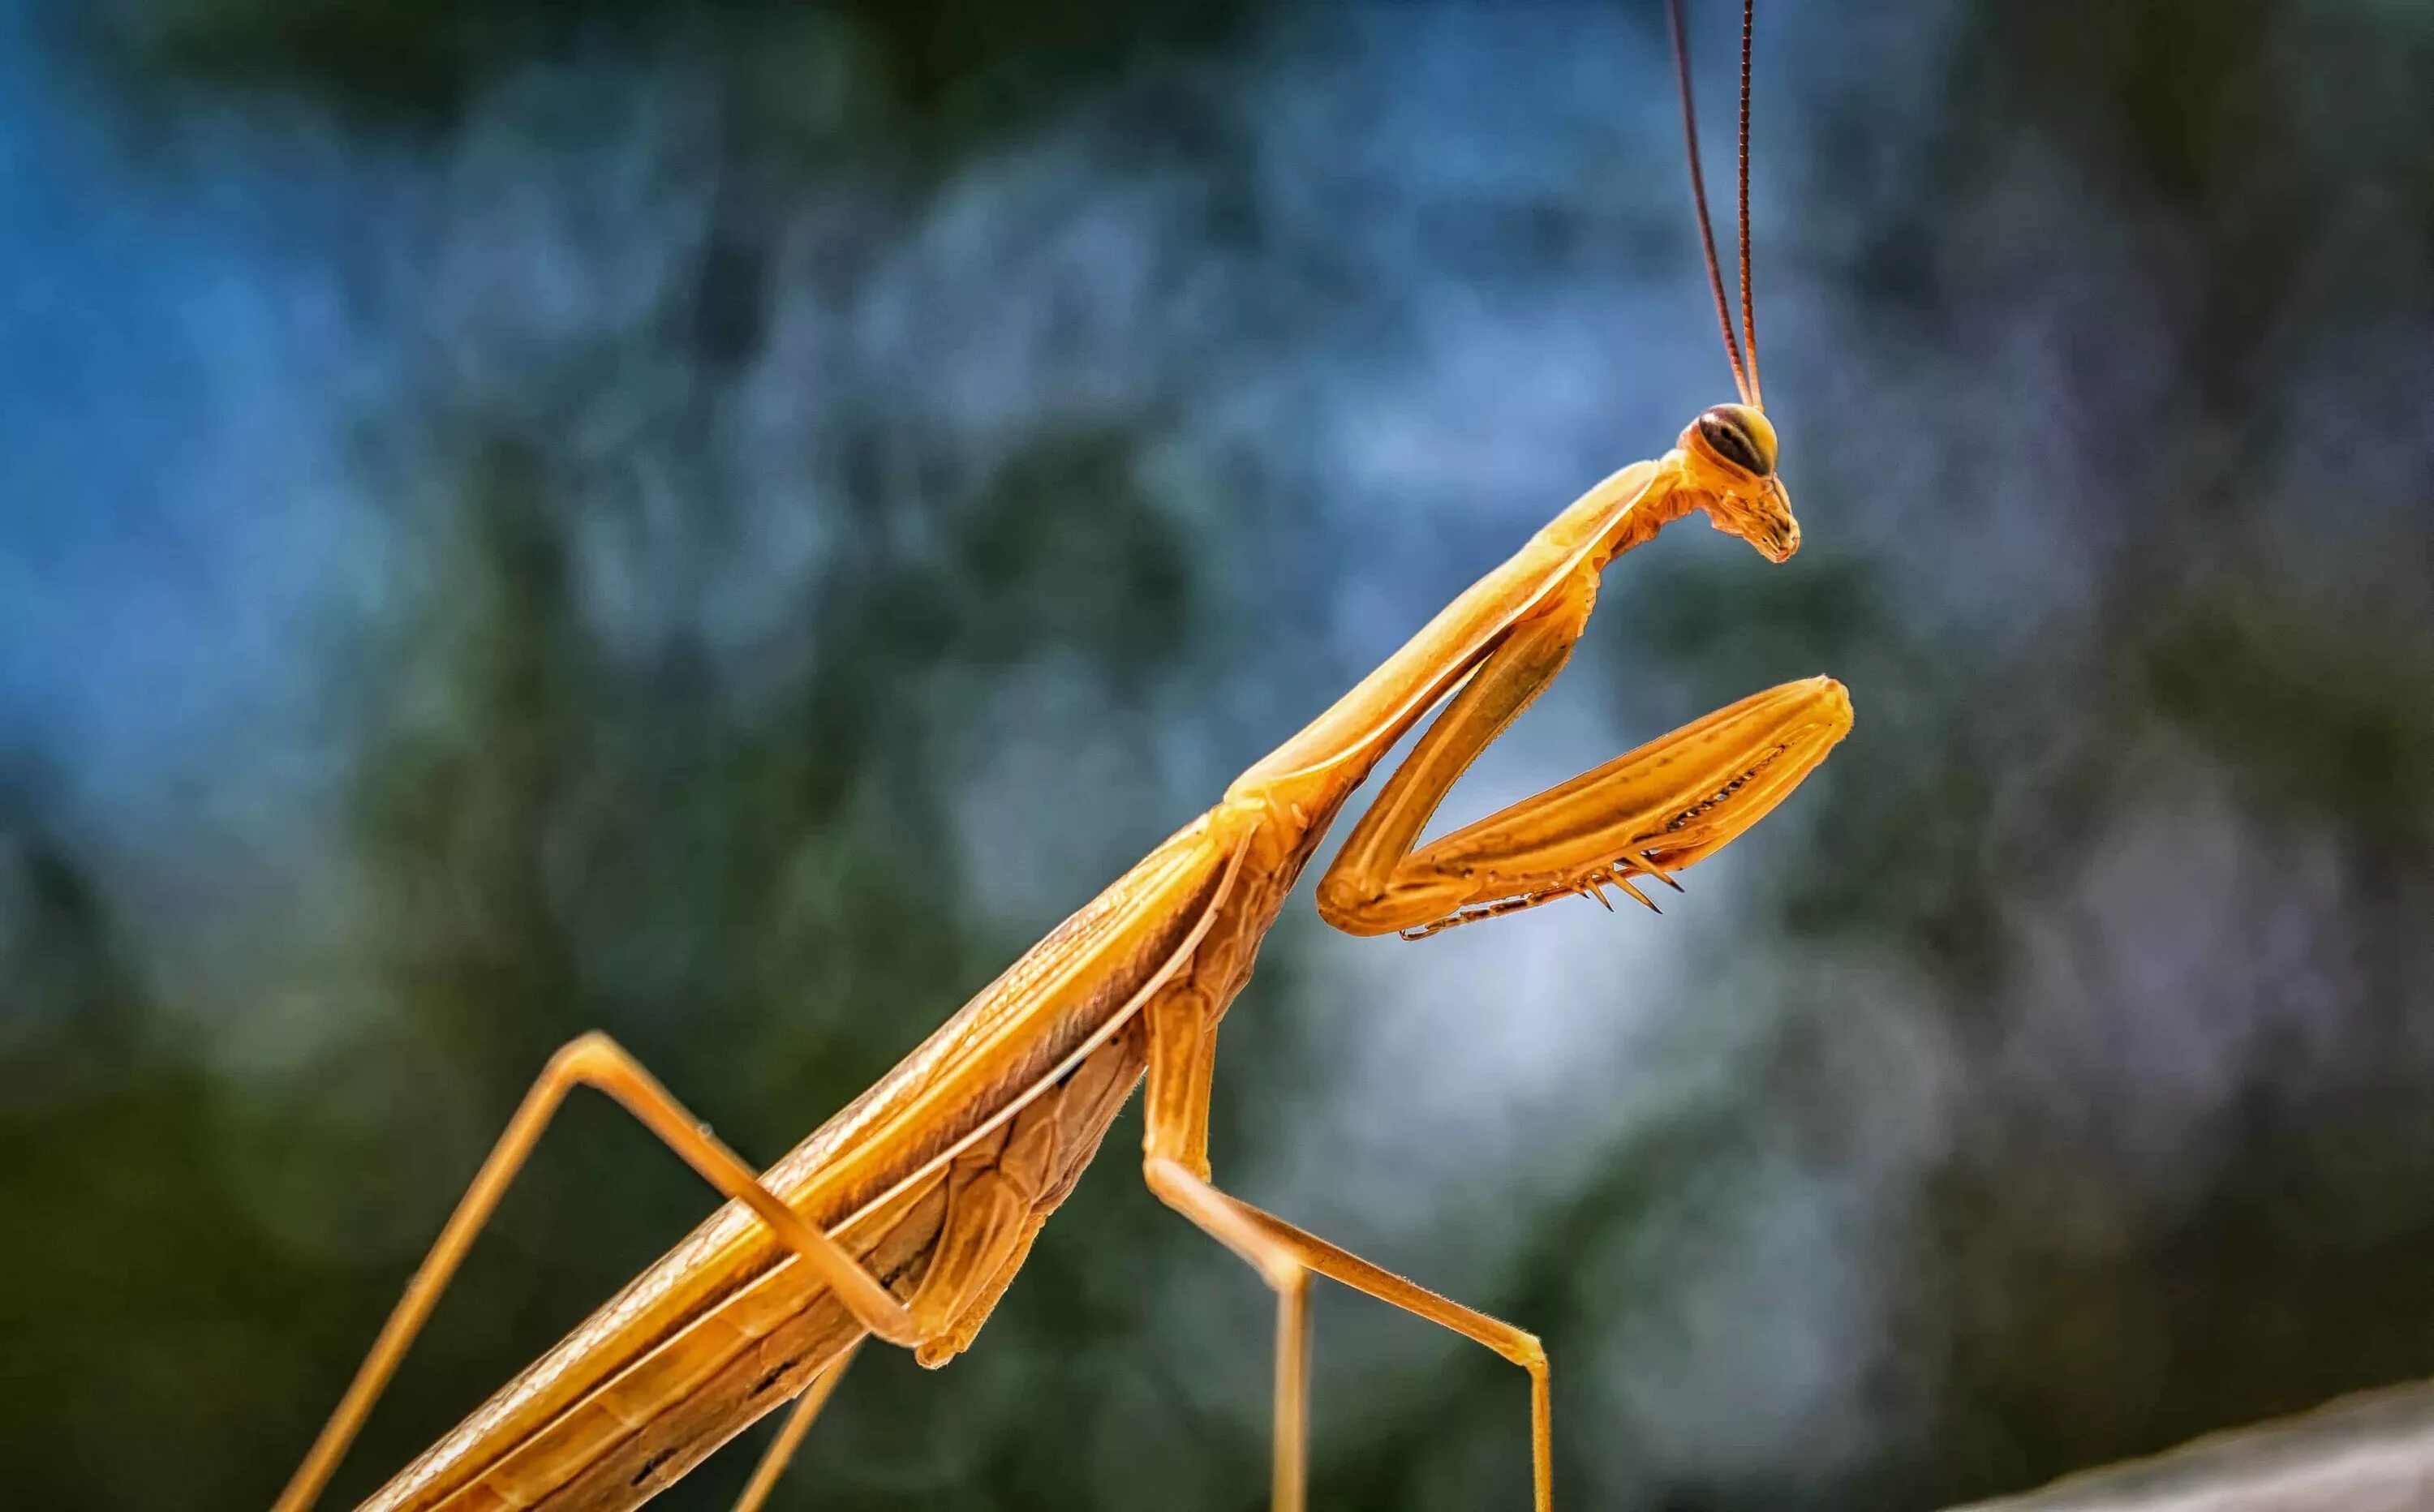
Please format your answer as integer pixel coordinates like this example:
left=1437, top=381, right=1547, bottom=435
left=272, top=1033, right=922, bottom=1512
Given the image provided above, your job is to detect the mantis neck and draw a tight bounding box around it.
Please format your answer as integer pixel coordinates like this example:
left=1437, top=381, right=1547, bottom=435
left=1585, top=452, right=1701, bottom=570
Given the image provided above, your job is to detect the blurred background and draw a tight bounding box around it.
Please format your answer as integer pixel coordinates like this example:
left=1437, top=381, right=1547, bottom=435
left=4, top=2, right=2432, bottom=1509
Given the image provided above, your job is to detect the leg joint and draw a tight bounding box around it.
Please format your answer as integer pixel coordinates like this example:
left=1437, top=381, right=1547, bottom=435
left=1507, top=1329, right=1548, bottom=1376
left=548, top=1029, right=623, bottom=1079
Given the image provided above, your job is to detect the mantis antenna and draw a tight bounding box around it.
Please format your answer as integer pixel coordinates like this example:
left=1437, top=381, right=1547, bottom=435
left=1668, top=0, right=1764, bottom=410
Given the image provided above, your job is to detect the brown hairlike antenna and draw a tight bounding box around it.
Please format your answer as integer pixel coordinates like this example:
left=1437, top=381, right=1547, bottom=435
left=1735, top=0, right=1762, bottom=407
left=1667, top=0, right=1763, bottom=410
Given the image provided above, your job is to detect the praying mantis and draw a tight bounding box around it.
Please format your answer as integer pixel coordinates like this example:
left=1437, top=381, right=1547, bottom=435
left=272, top=3, right=1849, bottom=1509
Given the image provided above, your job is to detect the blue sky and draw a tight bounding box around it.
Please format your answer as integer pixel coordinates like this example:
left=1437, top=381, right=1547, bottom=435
left=0, top=3, right=388, bottom=829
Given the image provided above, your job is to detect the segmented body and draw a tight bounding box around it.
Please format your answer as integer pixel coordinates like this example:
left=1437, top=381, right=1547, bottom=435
left=365, top=787, right=1337, bottom=1508
left=360, top=456, right=1692, bottom=1512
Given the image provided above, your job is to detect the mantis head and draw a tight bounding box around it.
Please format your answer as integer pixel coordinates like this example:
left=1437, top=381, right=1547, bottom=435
left=1679, top=402, right=1798, bottom=563
left=1664, top=0, right=1791, bottom=562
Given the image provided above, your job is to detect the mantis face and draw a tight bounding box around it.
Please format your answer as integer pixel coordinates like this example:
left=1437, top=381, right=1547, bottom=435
left=1680, top=402, right=1798, bottom=564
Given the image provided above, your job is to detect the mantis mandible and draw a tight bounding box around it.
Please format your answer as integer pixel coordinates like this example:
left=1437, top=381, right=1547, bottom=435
left=273, top=4, right=1847, bottom=1509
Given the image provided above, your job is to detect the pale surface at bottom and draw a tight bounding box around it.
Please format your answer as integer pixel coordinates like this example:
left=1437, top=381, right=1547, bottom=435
left=1949, top=1379, right=2434, bottom=1511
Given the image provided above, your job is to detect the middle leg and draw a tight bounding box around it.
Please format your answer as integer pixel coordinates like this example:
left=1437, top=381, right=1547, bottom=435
left=1139, top=990, right=1553, bottom=1512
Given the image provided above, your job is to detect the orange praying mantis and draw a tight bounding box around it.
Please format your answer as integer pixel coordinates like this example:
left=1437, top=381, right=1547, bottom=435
left=273, top=2, right=1849, bottom=1508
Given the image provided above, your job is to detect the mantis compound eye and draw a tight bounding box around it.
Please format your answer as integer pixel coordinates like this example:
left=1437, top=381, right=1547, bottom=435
left=1696, top=405, right=1774, bottom=477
